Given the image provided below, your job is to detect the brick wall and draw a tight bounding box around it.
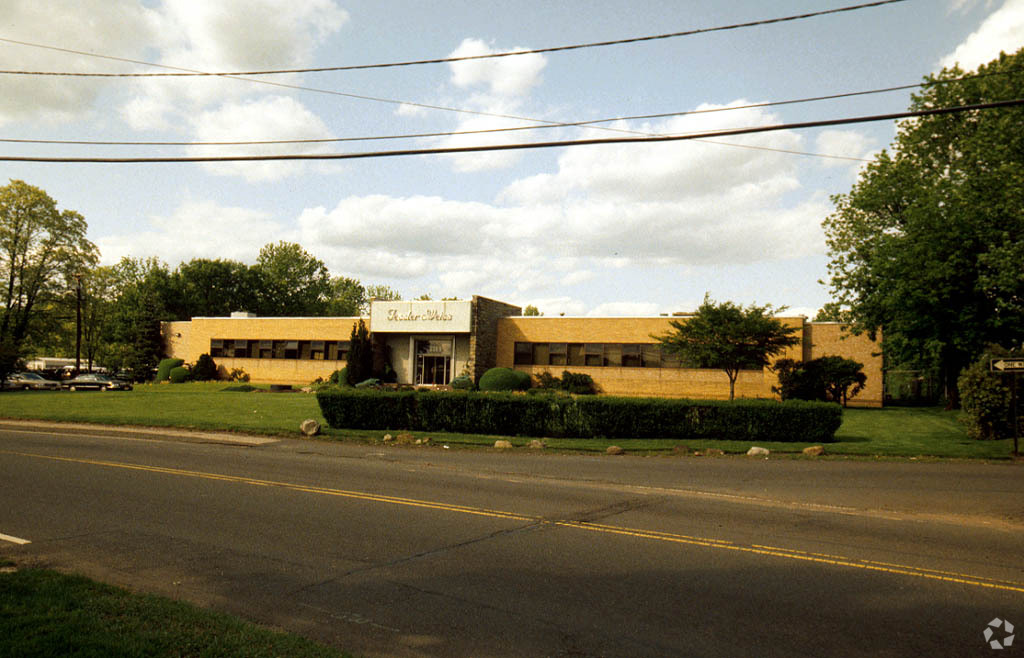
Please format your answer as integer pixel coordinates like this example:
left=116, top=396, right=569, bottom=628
left=496, top=316, right=882, bottom=405
left=468, top=296, right=522, bottom=382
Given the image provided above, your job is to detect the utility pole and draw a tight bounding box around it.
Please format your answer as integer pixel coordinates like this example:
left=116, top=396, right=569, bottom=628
left=74, top=272, right=82, bottom=374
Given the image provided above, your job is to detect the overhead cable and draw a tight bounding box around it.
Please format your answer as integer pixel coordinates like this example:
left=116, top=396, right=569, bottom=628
left=1, top=98, right=1017, bottom=164
left=8, top=70, right=1014, bottom=149
left=0, top=1, right=907, bottom=78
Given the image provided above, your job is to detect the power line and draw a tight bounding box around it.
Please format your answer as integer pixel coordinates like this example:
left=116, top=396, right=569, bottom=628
left=10, top=71, right=1005, bottom=148
left=0, top=1, right=907, bottom=78
left=2, top=98, right=1017, bottom=164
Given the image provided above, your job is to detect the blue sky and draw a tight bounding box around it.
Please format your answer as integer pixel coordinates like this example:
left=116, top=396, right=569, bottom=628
left=2, top=0, right=1022, bottom=316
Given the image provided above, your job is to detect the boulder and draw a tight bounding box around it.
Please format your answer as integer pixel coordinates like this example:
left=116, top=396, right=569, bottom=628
left=606, top=445, right=624, bottom=455
left=747, top=446, right=770, bottom=457
left=527, top=439, right=546, bottom=450
left=382, top=433, right=393, bottom=443
left=803, top=445, right=826, bottom=456
left=494, top=440, right=514, bottom=450
left=300, top=419, right=321, bottom=436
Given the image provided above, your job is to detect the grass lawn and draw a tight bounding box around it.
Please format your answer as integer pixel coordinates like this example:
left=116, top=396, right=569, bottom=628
left=0, top=565, right=349, bottom=657
left=0, top=382, right=1015, bottom=459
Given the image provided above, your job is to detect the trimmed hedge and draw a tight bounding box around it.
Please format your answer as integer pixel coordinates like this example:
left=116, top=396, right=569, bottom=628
left=156, top=358, right=184, bottom=382
left=316, top=389, right=842, bottom=442
left=168, top=366, right=190, bottom=384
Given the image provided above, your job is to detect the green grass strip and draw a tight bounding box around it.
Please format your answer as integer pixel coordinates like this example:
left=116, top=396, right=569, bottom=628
left=0, top=567, right=350, bottom=657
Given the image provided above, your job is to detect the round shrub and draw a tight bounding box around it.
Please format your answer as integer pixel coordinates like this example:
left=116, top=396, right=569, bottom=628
left=156, top=358, right=184, bottom=382
left=450, top=374, right=474, bottom=390
left=478, top=367, right=531, bottom=392
left=168, top=366, right=191, bottom=384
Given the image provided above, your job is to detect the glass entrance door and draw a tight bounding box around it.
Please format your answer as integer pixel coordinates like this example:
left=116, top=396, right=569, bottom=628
left=415, top=339, right=453, bottom=385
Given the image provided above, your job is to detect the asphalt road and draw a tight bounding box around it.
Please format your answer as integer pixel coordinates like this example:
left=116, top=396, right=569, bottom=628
left=1, top=421, right=1022, bottom=657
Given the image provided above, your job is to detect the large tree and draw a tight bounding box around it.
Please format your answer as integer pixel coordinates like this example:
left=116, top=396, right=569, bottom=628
left=0, top=180, right=97, bottom=379
left=823, top=49, right=1024, bottom=405
left=171, top=258, right=258, bottom=319
left=655, top=295, right=800, bottom=400
left=252, top=241, right=332, bottom=317
left=102, top=257, right=173, bottom=380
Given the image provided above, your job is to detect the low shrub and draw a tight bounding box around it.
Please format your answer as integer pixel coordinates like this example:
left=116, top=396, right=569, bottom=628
left=478, top=367, right=531, bottom=392
left=223, top=384, right=258, bottom=392
left=329, top=368, right=348, bottom=386
left=168, top=366, right=191, bottom=384
left=316, top=389, right=842, bottom=442
left=156, top=358, right=184, bottom=382
left=450, top=374, right=475, bottom=390
left=959, top=347, right=1020, bottom=440
left=228, top=368, right=249, bottom=383
left=533, top=370, right=598, bottom=395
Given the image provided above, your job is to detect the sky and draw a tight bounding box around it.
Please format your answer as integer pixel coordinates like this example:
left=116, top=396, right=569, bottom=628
left=1, top=0, right=1022, bottom=318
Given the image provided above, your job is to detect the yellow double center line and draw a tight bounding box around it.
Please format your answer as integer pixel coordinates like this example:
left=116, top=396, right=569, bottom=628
left=6, top=450, right=1024, bottom=594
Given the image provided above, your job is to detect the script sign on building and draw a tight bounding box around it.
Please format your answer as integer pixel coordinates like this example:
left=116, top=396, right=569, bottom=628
left=370, top=300, right=473, bottom=333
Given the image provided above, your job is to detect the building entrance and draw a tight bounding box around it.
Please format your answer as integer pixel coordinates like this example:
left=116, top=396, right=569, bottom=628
left=415, top=339, right=452, bottom=385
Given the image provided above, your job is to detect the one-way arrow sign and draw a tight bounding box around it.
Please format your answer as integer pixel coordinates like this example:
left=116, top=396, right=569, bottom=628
left=991, top=358, right=1024, bottom=372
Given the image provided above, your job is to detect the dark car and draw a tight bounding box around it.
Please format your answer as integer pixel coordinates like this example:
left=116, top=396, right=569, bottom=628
left=63, top=373, right=133, bottom=391
left=2, top=372, right=61, bottom=391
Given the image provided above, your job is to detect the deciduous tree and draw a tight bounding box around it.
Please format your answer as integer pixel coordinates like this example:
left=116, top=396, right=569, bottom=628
left=655, top=295, right=800, bottom=400
left=0, top=180, right=97, bottom=379
left=823, top=48, right=1024, bottom=405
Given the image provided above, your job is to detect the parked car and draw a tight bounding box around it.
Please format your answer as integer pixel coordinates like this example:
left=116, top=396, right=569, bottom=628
left=63, top=373, right=133, bottom=391
left=2, top=372, right=62, bottom=391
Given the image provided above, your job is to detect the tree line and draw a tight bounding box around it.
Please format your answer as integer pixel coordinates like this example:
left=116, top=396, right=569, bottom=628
left=0, top=183, right=402, bottom=381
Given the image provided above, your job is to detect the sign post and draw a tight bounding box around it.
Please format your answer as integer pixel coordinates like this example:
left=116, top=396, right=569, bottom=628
left=990, top=359, right=1023, bottom=456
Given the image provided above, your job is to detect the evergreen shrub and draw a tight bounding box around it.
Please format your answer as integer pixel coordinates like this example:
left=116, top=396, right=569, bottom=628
left=316, top=389, right=842, bottom=442
left=156, top=358, right=184, bottom=382
left=478, top=367, right=532, bottom=392
left=192, top=353, right=218, bottom=381
left=168, top=366, right=191, bottom=383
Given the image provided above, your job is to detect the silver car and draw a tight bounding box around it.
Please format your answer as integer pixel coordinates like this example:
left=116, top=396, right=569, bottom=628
left=3, top=372, right=62, bottom=391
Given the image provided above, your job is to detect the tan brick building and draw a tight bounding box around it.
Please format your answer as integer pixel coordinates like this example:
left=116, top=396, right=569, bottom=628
left=163, top=297, right=882, bottom=406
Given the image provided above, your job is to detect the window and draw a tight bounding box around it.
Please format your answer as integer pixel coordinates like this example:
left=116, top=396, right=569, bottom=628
left=584, top=344, right=603, bottom=367
left=210, top=339, right=224, bottom=357
left=603, top=343, right=622, bottom=367
left=532, top=343, right=550, bottom=365
left=660, top=346, right=683, bottom=368
left=284, top=341, right=298, bottom=359
left=642, top=344, right=661, bottom=367
left=259, top=340, right=272, bottom=358
left=514, top=342, right=533, bottom=365
left=232, top=340, right=249, bottom=358
left=568, top=343, right=585, bottom=366
left=549, top=343, right=567, bottom=366
left=622, top=344, right=642, bottom=367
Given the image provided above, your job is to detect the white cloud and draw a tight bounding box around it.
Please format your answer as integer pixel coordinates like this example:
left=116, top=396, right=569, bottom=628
left=187, top=96, right=340, bottom=182
left=814, top=130, right=877, bottom=167
left=430, top=38, right=549, bottom=172
left=119, top=0, right=347, bottom=130
left=0, top=0, right=157, bottom=125
left=97, top=200, right=289, bottom=265
left=940, top=0, right=1024, bottom=70
left=449, top=38, right=547, bottom=96
left=586, top=302, right=663, bottom=317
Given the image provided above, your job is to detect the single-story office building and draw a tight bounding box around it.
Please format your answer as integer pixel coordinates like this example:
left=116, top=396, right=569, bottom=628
left=162, top=296, right=882, bottom=406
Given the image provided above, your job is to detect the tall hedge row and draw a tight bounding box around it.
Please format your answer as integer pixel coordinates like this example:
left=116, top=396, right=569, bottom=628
left=316, top=389, right=842, bottom=442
